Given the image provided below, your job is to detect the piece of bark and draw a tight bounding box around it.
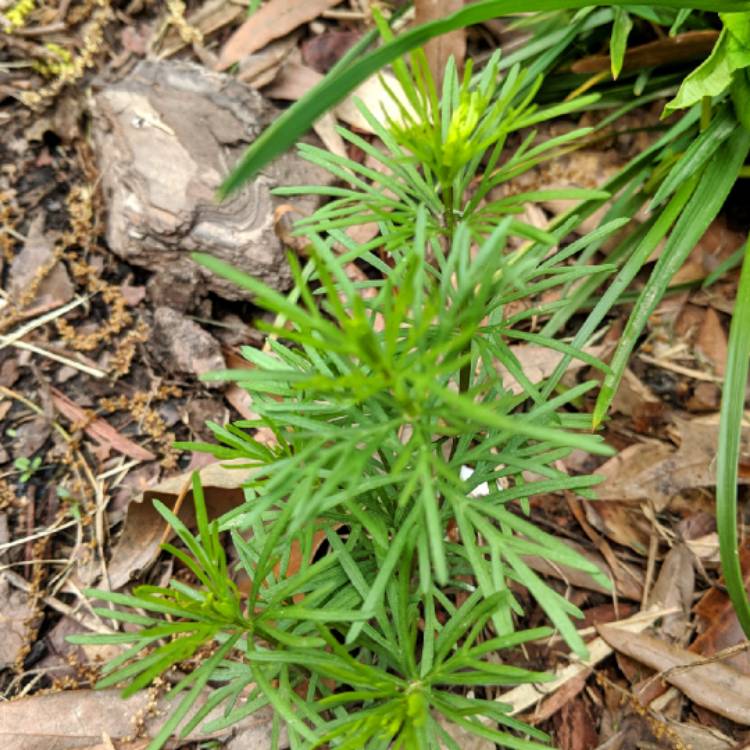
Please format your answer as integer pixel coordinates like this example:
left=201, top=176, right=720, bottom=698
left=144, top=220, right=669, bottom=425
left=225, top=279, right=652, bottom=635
left=0, top=687, right=278, bottom=749
left=150, top=307, right=225, bottom=386
left=572, top=30, right=719, bottom=75
left=90, top=60, right=330, bottom=303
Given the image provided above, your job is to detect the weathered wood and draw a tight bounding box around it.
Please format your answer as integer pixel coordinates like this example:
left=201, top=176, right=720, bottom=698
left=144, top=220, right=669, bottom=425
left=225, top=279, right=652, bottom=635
left=90, top=60, right=329, bottom=302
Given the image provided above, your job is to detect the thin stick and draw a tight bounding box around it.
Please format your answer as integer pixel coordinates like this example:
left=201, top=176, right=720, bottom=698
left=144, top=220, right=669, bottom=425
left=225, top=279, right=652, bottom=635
left=159, top=473, right=193, bottom=547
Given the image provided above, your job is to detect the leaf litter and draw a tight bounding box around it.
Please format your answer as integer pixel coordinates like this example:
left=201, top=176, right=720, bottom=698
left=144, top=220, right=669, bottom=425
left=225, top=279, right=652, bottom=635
left=0, top=1, right=749, bottom=749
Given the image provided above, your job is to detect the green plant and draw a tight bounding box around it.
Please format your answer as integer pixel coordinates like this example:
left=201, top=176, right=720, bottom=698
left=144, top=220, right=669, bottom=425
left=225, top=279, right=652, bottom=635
left=716, top=236, right=750, bottom=637
left=73, top=2, right=750, bottom=746
left=217, top=0, right=750, bottom=197
left=72, top=50, right=624, bottom=749
left=14, top=455, right=42, bottom=483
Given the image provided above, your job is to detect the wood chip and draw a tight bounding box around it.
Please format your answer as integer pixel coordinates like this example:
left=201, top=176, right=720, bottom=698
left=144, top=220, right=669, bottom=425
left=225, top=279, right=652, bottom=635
left=50, top=388, right=156, bottom=462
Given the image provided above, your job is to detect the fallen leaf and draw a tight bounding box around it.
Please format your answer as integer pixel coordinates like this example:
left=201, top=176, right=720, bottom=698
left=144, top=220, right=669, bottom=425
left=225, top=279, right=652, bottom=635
left=0, top=580, right=33, bottom=668
left=8, top=216, right=73, bottom=312
left=226, top=383, right=259, bottom=420
left=107, top=458, right=253, bottom=589
left=150, top=308, right=225, bottom=387
left=523, top=535, right=643, bottom=601
left=594, top=416, right=750, bottom=510
left=415, top=0, right=466, bottom=87
left=671, top=216, right=747, bottom=286
left=435, top=715, right=494, bottom=750
left=51, top=388, right=155, bottom=462
left=582, top=496, right=652, bottom=554
left=695, top=306, right=728, bottom=376
left=265, top=62, right=416, bottom=134
left=12, top=414, right=52, bottom=459
left=687, top=380, right=722, bottom=412
left=646, top=544, right=694, bottom=641
left=527, top=671, right=590, bottom=725
left=501, top=608, right=673, bottom=717
left=664, top=719, right=734, bottom=750
left=553, top=696, right=598, bottom=750
left=238, top=32, right=300, bottom=88
left=217, top=0, right=341, bottom=70
left=596, top=625, right=750, bottom=724
left=572, top=30, right=719, bottom=75
left=302, top=30, right=360, bottom=73
left=496, top=344, right=605, bottom=396
left=691, top=541, right=750, bottom=675
left=610, top=368, right=661, bottom=419
left=0, top=687, right=276, bottom=750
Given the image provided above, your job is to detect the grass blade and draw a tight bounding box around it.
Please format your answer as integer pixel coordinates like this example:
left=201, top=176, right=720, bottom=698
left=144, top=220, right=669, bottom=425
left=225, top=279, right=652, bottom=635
left=594, top=127, right=750, bottom=426
left=219, top=0, right=750, bottom=197
left=717, top=237, right=750, bottom=638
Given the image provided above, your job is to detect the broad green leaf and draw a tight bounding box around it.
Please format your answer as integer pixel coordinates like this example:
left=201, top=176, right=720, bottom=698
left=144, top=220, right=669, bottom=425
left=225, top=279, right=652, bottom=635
left=667, top=12, right=750, bottom=112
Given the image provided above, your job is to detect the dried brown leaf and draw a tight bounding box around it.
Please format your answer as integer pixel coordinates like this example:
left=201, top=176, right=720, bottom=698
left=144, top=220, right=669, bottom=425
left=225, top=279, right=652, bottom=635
left=646, top=544, right=694, bottom=641
left=302, top=30, right=360, bottom=73
left=0, top=581, right=33, bottom=669
left=500, top=608, right=672, bottom=717
left=217, top=0, right=341, bottom=70
left=0, top=688, right=276, bottom=749
left=572, top=30, right=719, bottom=75
left=414, top=0, right=466, bottom=86
left=692, top=542, right=750, bottom=675
left=107, top=458, right=252, bottom=589
left=264, top=61, right=415, bottom=135
left=496, top=344, right=605, bottom=396
left=523, top=536, right=643, bottom=601
left=696, top=307, right=728, bottom=377
left=8, top=216, right=73, bottom=312
left=594, top=416, right=750, bottom=510
left=596, top=625, right=750, bottom=724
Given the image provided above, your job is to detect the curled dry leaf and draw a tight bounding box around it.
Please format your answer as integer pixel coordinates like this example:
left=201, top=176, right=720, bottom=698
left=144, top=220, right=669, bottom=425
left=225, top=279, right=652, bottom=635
left=107, top=458, right=253, bottom=589
left=645, top=543, right=694, bottom=641
left=8, top=215, right=73, bottom=313
left=691, top=541, right=750, bottom=675
left=414, top=0, right=466, bottom=86
left=523, top=535, right=643, bottom=601
left=302, top=30, right=361, bottom=73
left=596, top=625, right=750, bottom=725
left=695, top=306, right=728, bottom=376
left=0, top=580, right=34, bottom=669
left=217, top=0, right=342, bottom=70
left=594, top=416, right=750, bottom=510
left=264, top=61, right=417, bottom=135
left=572, top=30, right=719, bottom=75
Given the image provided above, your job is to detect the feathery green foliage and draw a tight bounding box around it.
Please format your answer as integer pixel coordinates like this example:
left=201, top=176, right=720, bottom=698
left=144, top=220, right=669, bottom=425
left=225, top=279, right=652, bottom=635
left=74, top=48, right=622, bottom=749
left=74, top=4, right=750, bottom=747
